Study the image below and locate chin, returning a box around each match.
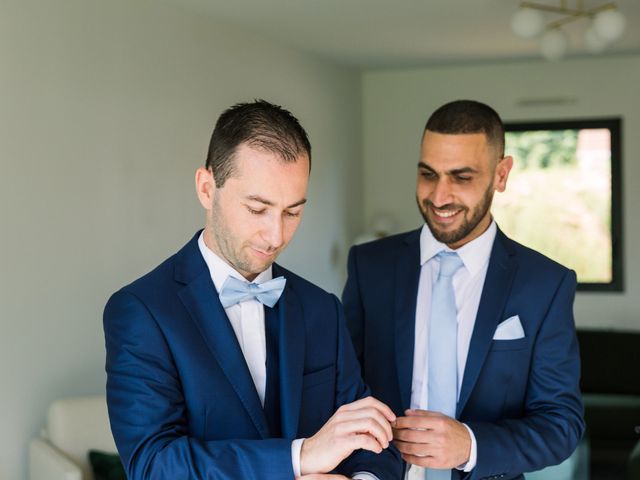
[430,226,465,245]
[252,259,275,274]
[428,219,458,236]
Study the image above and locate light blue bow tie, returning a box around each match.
[219,275,287,308]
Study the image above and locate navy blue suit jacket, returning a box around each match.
[342,227,585,480]
[104,232,402,479]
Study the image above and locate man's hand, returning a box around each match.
[296,475,350,479]
[300,396,396,475]
[392,409,470,469]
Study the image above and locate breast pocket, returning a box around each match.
[302,365,335,389]
[490,337,529,351]
[298,365,336,436]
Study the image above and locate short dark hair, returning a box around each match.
[425,100,505,157]
[205,99,311,187]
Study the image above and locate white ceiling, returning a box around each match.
[165,0,640,68]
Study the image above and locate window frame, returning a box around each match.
[503,117,623,292]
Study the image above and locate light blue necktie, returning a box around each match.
[219,276,286,308]
[427,251,463,480]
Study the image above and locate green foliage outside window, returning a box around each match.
[493,129,612,284]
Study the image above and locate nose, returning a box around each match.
[262,216,284,250]
[430,178,454,207]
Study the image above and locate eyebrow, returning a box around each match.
[245,195,307,209]
[417,162,479,175]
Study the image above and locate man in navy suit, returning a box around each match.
[104,100,402,480]
[342,100,584,480]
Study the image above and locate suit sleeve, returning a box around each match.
[342,246,365,369]
[464,270,585,479]
[329,294,404,480]
[104,290,294,480]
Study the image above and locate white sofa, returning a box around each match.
[29,395,118,480]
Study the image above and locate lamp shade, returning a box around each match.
[511,8,545,39]
[540,29,568,61]
[593,9,626,43]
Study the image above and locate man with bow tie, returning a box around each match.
[103,100,402,480]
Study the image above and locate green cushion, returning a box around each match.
[88,450,127,480]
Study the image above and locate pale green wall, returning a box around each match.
[362,56,640,331]
[0,1,362,478]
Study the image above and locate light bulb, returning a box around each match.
[511,8,545,39]
[593,9,626,43]
[540,29,568,61]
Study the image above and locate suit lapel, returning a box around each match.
[273,264,305,439]
[175,235,270,439]
[394,230,422,409]
[457,229,517,416]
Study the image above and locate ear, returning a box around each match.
[494,155,513,193]
[195,167,216,211]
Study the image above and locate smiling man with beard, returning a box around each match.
[343,100,584,480]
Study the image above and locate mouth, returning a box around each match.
[250,246,277,259]
[430,205,463,222]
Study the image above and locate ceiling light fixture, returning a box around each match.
[511,1,627,61]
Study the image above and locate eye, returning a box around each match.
[454,175,472,183]
[247,206,265,215]
[284,210,301,218]
[420,170,436,180]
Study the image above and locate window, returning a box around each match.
[492,118,623,291]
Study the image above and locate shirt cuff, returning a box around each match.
[290,440,378,479]
[456,423,477,472]
[291,438,305,476]
[352,473,380,480]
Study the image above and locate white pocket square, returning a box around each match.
[493,315,525,340]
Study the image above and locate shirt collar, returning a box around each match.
[197,231,272,294]
[419,220,497,277]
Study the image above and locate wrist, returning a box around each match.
[459,423,477,472]
[299,437,314,475]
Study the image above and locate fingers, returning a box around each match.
[337,404,394,442]
[348,431,387,454]
[331,396,396,449]
[395,438,433,456]
[395,438,445,469]
[299,396,397,475]
[393,426,430,443]
[404,408,440,417]
[333,413,392,450]
[393,413,472,469]
[339,396,396,422]
[296,475,350,479]
[400,453,439,468]
[393,410,445,430]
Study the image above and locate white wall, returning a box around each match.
[0,1,362,478]
[362,55,640,332]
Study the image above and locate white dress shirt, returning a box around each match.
[198,233,377,480]
[198,233,272,403]
[408,221,497,478]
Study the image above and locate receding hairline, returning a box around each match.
[227,140,311,168]
[205,98,312,187]
[209,141,310,184]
